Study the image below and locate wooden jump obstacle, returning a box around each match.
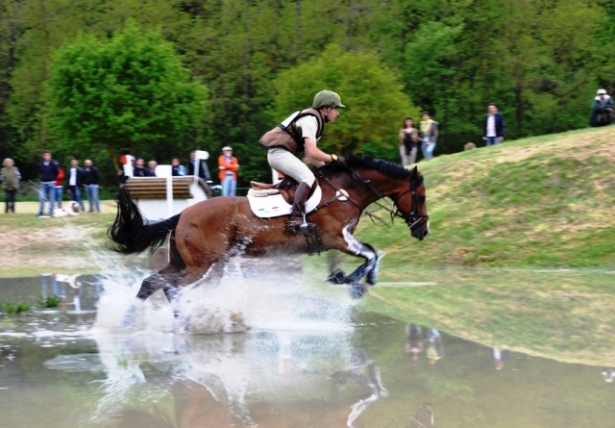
[121,152,211,222]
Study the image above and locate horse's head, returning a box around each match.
[393,166,429,241]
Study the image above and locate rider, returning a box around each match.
[259,90,346,233]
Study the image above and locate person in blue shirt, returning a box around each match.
[38,150,59,217]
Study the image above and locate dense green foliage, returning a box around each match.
[1,0,613,185]
[46,21,208,171]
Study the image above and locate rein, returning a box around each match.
[316,165,428,230]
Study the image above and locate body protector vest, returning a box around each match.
[259,108,325,155]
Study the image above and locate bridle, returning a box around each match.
[391,174,429,232]
[317,165,429,231]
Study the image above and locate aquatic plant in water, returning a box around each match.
[1,301,31,315]
[41,295,61,308]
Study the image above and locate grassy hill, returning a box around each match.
[355,126,615,269]
[329,127,615,366]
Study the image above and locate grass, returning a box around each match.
[0,205,118,277]
[363,268,615,366]
[354,126,615,268]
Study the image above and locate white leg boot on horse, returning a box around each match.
[286,182,314,234]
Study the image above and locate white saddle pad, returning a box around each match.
[247,185,322,218]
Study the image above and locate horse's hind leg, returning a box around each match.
[123,264,182,327]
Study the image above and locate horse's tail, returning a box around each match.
[107,187,181,255]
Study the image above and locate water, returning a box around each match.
[1,270,614,427]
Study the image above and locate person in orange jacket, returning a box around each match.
[218,146,239,196]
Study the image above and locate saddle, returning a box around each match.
[249,176,316,205]
[247,177,322,219]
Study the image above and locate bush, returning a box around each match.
[1,301,31,315]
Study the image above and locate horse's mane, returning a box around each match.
[320,155,414,179]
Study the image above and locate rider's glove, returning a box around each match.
[331,154,347,167]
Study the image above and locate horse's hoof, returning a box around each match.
[326,269,346,284]
[349,283,368,299]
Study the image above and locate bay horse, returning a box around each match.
[108,156,428,309]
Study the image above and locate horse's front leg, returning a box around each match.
[327,226,380,298]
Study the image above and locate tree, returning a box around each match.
[272,44,418,156]
[46,20,208,171]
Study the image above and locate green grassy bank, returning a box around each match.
[355,126,615,269]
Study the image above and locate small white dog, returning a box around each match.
[51,201,81,218]
[40,273,83,289]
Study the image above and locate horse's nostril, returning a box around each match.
[423,230,429,237]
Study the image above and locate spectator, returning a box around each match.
[148,160,157,177]
[218,146,239,196]
[1,158,21,214]
[55,164,65,209]
[171,157,184,176]
[133,158,150,177]
[483,103,505,146]
[590,89,614,127]
[38,150,59,217]
[83,159,101,213]
[187,151,212,182]
[399,116,419,166]
[67,158,85,211]
[419,111,438,161]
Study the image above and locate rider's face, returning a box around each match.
[325,107,340,122]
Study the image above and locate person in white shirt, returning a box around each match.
[483,103,505,146]
[67,158,85,211]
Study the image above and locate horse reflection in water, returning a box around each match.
[92,330,388,428]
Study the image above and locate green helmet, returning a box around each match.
[312,90,346,109]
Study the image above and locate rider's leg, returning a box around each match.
[287,181,312,232]
[267,148,316,233]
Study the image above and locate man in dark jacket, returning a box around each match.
[66,158,85,211]
[171,157,183,176]
[186,151,212,183]
[133,158,151,177]
[590,89,614,127]
[38,150,59,217]
[483,104,505,146]
[83,159,101,213]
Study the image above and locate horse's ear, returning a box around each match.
[412,166,418,176]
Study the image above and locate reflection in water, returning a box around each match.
[3,272,615,427]
[405,323,445,366]
[91,329,386,428]
[493,347,510,371]
[601,368,615,383]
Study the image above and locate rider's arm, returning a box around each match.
[304,138,334,167]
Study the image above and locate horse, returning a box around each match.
[108,155,429,310]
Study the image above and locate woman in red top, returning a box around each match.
[54,164,65,209]
[217,146,239,196]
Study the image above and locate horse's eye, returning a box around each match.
[417,196,426,203]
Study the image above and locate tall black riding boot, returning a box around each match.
[285,182,312,234]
